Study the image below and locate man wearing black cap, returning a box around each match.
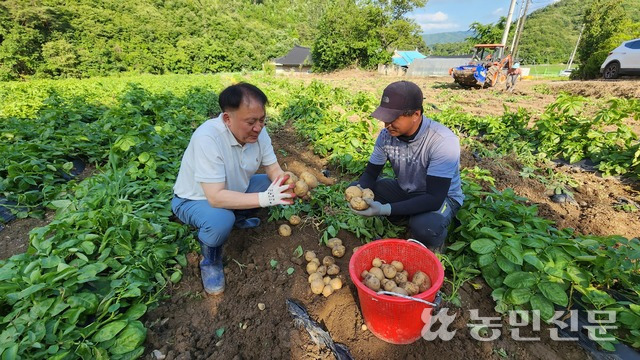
[350,80,464,251]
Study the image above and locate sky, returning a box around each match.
[408,0,561,35]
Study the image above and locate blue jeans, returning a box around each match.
[171,174,271,247]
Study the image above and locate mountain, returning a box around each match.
[422,30,473,46]
[515,0,640,63]
[423,0,640,63]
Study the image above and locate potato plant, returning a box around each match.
[268,182,403,244]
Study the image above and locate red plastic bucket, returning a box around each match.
[348,239,444,344]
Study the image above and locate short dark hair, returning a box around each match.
[401,106,424,117]
[218,83,268,112]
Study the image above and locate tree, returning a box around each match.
[430,41,472,56]
[574,0,630,78]
[312,1,388,71]
[376,0,427,20]
[468,17,507,45]
[39,38,78,78]
[312,0,426,71]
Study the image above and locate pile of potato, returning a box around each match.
[305,251,343,297]
[284,171,318,198]
[278,214,302,237]
[344,186,374,211]
[277,171,318,237]
[361,258,432,296]
[326,237,346,258]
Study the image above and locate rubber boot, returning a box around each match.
[200,244,225,295]
[234,209,261,229]
[234,216,261,229]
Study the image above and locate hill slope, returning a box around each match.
[422,30,473,46]
[517,0,640,63]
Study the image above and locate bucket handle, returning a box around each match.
[376,290,442,310]
[407,238,426,248]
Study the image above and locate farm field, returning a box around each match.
[0,72,639,360]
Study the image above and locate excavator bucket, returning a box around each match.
[451,64,487,88]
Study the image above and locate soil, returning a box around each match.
[0,214,53,259]
[2,73,639,359]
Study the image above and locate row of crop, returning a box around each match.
[0,74,295,216]
[448,168,640,350]
[0,74,381,359]
[273,82,640,350]
[432,94,640,179]
[0,79,233,358]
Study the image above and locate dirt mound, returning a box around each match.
[550,79,640,99]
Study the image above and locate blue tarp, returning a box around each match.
[392,51,426,67]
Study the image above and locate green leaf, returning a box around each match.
[327,225,337,237]
[503,272,538,289]
[68,293,99,313]
[530,294,555,321]
[93,320,128,343]
[50,200,72,210]
[477,254,495,267]
[41,255,62,268]
[470,238,496,254]
[170,270,182,283]
[537,282,568,307]
[491,288,506,301]
[500,246,523,265]
[286,267,295,275]
[521,236,547,248]
[216,327,225,338]
[507,288,532,305]
[597,340,616,352]
[566,266,589,287]
[138,152,150,164]
[124,303,147,321]
[293,246,303,258]
[270,259,278,268]
[115,137,137,152]
[175,254,187,267]
[496,255,518,274]
[109,321,146,355]
[523,253,544,271]
[447,241,467,251]
[121,286,141,298]
[1,344,18,360]
[6,283,47,304]
[479,227,503,240]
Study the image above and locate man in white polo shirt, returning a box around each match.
[172,83,294,295]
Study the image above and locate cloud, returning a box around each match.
[409,11,458,32]
[419,23,459,31]
[492,8,504,15]
[412,11,449,23]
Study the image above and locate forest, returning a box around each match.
[0,0,639,80]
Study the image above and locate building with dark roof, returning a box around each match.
[273,45,313,73]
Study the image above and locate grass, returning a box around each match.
[525,64,572,78]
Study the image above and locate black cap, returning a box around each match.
[371,81,423,123]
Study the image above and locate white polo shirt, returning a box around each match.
[173,115,277,200]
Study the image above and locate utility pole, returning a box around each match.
[566,23,585,70]
[512,0,531,61]
[499,0,518,58]
[510,0,525,52]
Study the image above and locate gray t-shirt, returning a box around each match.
[370,116,464,205]
[173,115,277,200]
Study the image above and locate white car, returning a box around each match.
[600,37,640,79]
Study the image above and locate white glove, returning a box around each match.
[258,176,294,207]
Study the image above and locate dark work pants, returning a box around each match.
[366,178,461,249]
